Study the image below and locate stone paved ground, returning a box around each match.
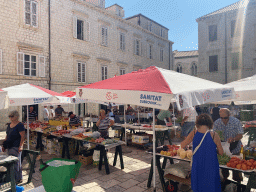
[1,130,256,191]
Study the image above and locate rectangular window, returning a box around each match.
[231,52,239,70]
[24,54,36,76]
[209,25,217,42]
[149,45,153,59]
[25,0,38,27]
[120,68,125,75]
[101,27,108,46]
[209,55,218,72]
[102,66,107,80]
[231,20,236,38]
[120,33,125,51]
[77,63,86,83]
[77,19,84,40]
[134,39,140,55]
[148,21,152,31]
[160,48,164,62]
[160,28,163,37]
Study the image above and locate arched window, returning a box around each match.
[177,64,182,73]
[191,63,197,76]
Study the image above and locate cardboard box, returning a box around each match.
[79,155,93,166]
[132,135,149,144]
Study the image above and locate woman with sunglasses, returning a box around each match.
[2,110,25,184]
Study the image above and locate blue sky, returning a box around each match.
[105,0,238,51]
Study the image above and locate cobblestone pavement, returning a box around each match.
[0,131,255,191]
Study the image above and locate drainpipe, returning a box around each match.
[48,0,52,89]
[224,13,228,83]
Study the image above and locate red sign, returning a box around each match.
[106,92,118,100]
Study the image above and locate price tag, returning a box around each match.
[56,125,62,131]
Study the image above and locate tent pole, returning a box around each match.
[173,102,176,135]
[124,104,127,146]
[153,108,156,190]
[27,105,30,150]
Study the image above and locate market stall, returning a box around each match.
[2,83,65,149]
[147,144,256,192]
[76,66,235,190]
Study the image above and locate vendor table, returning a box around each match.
[0,155,18,192]
[146,152,256,192]
[120,124,176,147]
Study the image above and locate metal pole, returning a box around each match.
[124,105,127,145]
[224,13,228,83]
[153,108,156,190]
[27,105,29,150]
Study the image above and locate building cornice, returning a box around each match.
[96,57,111,63]
[73,52,90,60]
[17,42,44,53]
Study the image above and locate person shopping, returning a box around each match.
[96,109,114,138]
[2,110,25,184]
[156,103,173,125]
[181,114,223,192]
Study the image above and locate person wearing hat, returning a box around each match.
[55,105,67,117]
[68,112,81,127]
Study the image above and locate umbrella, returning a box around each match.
[2,83,63,149]
[76,66,235,190]
[0,89,8,109]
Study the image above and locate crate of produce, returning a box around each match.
[132,135,149,144]
[79,155,93,166]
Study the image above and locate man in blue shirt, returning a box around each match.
[213,108,243,183]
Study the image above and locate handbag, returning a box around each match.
[190,130,209,166]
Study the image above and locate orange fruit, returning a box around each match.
[241,164,247,170]
[247,162,252,166]
[227,163,231,167]
[234,161,239,165]
[231,163,236,168]
[236,164,242,169]
[253,161,256,166]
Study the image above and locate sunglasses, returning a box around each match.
[8,115,14,118]
[221,117,229,119]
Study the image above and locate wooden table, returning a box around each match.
[0,155,18,192]
[147,152,256,192]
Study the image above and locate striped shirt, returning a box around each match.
[98,117,111,131]
[213,116,244,155]
[69,115,81,126]
[29,111,37,121]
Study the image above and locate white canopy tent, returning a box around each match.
[76,66,235,190]
[214,74,256,105]
[2,83,64,149]
[0,89,9,110]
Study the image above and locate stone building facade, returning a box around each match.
[173,50,198,76]
[196,0,256,84]
[0,0,173,128]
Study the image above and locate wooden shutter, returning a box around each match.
[105,28,108,46]
[82,63,86,82]
[39,55,45,77]
[17,52,24,75]
[133,39,136,54]
[73,16,77,39]
[123,34,125,51]
[77,63,81,82]
[101,27,105,45]
[0,49,2,74]
[31,1,38,27]
[140,42,143,56]
[85,21,90,41]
